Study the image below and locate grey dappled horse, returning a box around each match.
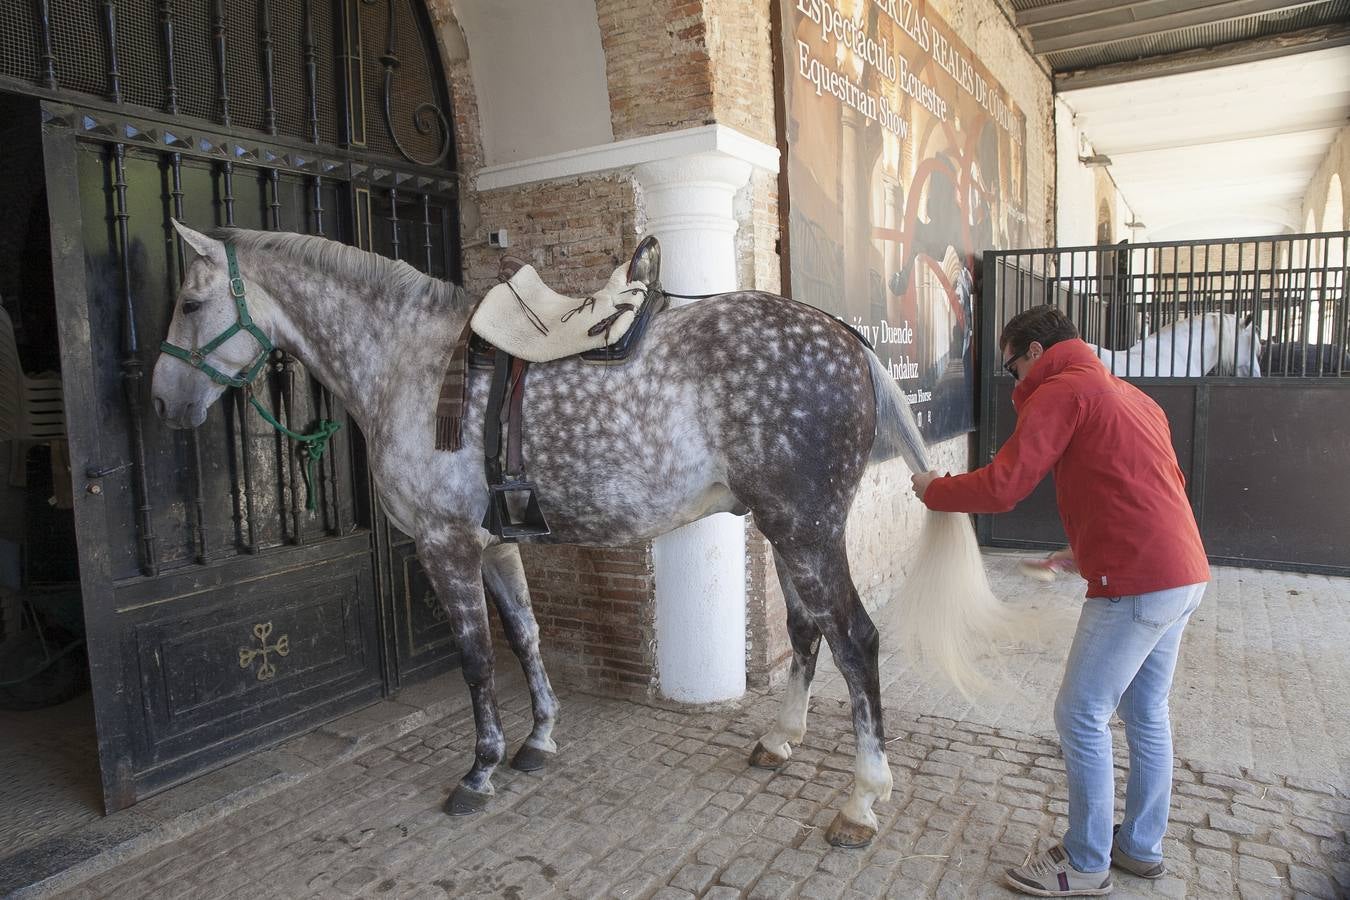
[151,223,1006,848]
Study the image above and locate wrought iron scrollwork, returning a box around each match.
[372,0,450,167]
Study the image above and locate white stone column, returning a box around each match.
[636,152,752,703]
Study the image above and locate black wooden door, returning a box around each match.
[4,0,462,811]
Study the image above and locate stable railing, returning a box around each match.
[985,231,1349,378]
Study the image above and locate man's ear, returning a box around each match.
[1028,339,1045,358]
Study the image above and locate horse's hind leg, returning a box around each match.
[482,543,560,772]
[418,529,504,815]
[750,551,822,768]
[776,539,892,849]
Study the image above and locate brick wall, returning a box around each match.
[515,543,656,693]
[704,0,776,146]
[464,176,638,298]
[596,0,715,140]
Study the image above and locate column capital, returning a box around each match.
[633,151,756,193]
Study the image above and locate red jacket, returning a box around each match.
[924,338,1209,598]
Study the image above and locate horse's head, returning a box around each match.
[1235,313,1262,377]
[151,220,278,429]
[1207,312,1263,377]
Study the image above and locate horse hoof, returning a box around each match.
[825,812,876,849]
[444,784,493,816]
[510,744,553,773]
[748,741,788,769]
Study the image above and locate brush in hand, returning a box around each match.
[1019,554,1075,581]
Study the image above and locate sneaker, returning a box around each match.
[1006,844,1113,896]
[1111,825,1165,879]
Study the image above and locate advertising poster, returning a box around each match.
[782,0,1029,440]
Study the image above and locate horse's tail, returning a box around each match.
[866,347,930,472]
[864,349,1020,697]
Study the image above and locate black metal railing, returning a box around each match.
[0,0,454,174]
[984,231,1350,378]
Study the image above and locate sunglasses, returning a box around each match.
[1003,350,1028,380]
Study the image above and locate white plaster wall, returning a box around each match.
[451,0,614,165]
[1301,125,1350,233]
[1055,97,1099,249]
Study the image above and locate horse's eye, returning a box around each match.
[182,299,202,314]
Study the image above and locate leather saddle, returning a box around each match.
[476,236,666,540]
[582,236,666,363]
[471,265,641,364]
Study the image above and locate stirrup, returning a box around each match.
[482,479,551,540]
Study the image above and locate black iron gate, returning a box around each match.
[978,233,1350,577]
[1,0,462,811]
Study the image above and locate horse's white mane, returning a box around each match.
[213,228,463,308]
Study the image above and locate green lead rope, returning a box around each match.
[248,392,341,511]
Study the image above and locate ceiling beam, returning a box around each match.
[1029,0,1328,55]
[1053,23,1350,90]
[1086,122,1345,155]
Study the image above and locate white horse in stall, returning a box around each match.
[1091,312,1262,377]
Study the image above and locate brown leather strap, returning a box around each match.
[506,357,528,476]
[435,296,488,451]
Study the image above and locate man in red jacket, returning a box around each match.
[911,305,1209,897]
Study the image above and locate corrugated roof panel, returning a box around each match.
[1044,0,1350,72]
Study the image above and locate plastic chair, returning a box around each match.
[0,304,65,486]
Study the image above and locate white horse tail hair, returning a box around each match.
[864,348,1019,697]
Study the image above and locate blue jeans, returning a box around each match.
[1053,582,1206,873]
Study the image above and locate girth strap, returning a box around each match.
[482,353,529,479]
[506,357,528,476]
[483,350,511,480]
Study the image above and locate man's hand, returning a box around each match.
[910,470,940,503]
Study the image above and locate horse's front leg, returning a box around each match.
[482,543,560,772]
[418,529,504,815]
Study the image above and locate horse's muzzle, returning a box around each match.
[153,395,207,430]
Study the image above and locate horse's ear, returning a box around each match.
[1243,313,1254,327]
[171,218,224,265]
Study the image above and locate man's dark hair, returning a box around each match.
[999,305,1079,355]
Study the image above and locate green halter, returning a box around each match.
[160,244,340,510]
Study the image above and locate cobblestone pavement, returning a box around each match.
[850,558,1350,787]
[35,560,1350,899]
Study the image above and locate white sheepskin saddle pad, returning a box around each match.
[470,264,647,363]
